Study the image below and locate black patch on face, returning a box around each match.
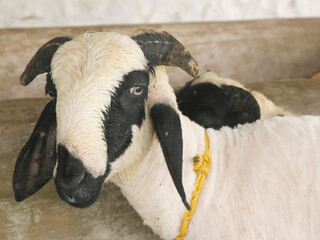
[54,70,149,208]
[103,70,150,170]
[55,145,106,208]
[45,73,57,97]
[176,82,261,129]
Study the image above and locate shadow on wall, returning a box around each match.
[1,0,320,28]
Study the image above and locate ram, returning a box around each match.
[13,31,320,240]
[176,71,290,129]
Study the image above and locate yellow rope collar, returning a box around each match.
[175,132,211,240]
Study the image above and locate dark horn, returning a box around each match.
[20,37,72,86]
[132,31,199,77]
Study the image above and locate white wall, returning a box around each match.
[1,0,320,28]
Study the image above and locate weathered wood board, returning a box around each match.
[1,18,320,100]
[246,78,320,115]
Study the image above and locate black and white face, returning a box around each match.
[50,32,152,208]
[13,30,197,209]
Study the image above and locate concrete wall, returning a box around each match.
[1,0,320,28]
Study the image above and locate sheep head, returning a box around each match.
[13,31,198,209]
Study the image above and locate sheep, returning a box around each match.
[176,71,291,129]
[13,30,320,240]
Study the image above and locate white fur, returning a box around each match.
[112,114,204,239]
[192,71,244,89]
[113,113,320,239]
[250,90,290,117]
[193,71,291,118]
[107,67,320,239]
[49,32,319,239]
[51,32,147,177]
[188,116,320,239]
[110,66,181,182]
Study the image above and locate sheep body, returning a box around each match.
[194,115,320,240]
[113,114,320,239]
[13,31,320,240]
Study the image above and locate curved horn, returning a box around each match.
[20,37,72,86]
[132,31,199,77]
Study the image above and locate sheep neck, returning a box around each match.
[112,114,206,239]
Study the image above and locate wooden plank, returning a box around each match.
[246,78,320,115]
[1,18,320,100]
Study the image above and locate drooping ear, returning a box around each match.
[13,99,57,202]
[150,103,190,210]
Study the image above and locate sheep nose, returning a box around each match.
[55,145,86,190]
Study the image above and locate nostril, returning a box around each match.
[61,189,78,204]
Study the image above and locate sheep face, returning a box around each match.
[50,32,156,207]
[13,31,198,209]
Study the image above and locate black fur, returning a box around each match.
[45,73,57,97]
[150,103,190,210]
[54,70,150,208]
[13,99,57,201]
[55,145,106,208]
[104,71,149,164]
[176,82,261,129]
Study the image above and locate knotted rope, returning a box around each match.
[175,132,211,240]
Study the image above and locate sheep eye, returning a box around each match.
[129,86,144,96]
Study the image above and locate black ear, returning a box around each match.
[176,83,261,129]
[13,99,57,202]
[223,85,261,127]
[150,103,190,210]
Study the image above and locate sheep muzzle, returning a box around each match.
[54,145,106,208]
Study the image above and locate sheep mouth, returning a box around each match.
[55,171,106,208]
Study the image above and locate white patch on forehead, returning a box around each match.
[51,32,147,177]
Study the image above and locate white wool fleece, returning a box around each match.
[113,115,320,240]
[187,116,320,240]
